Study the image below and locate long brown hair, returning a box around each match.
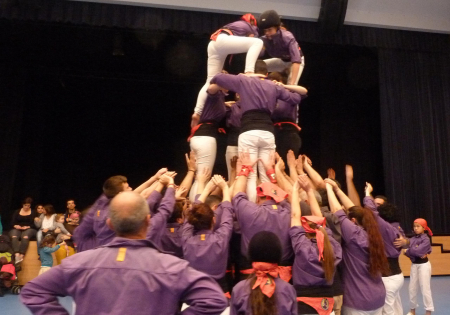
[307,222,335,283]
[249,274,278,315]
[348,206,390,277]
[187,203,214,230]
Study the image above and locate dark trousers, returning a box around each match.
[9,228,37,254]
[274,128,302,167]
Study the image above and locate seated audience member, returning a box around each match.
[181,175,233,295]
[325,179,389,315]
[231,231,297,315]
[64,199,78,223]
[9,197,37,264]
[35,204,57,250]
[20,191,228,314]
[54,214,72,244]
[290,175,342,315]
[35,205,44,216]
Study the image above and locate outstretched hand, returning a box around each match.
[185,151,196,172]
[345,165,354,179]
[155,168,168,178]
[394,234,407,248]
[212,175,227,190]
[175,186,188,200]
[324,178,339,191]
[365,182,374,195]
[327,168,336,180]
[275,152,286,172]
[196,167,212,183]
[287,150,296,167]
[298,174,311,191]
[239,149,257,167]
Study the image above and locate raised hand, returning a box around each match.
[175,186,188,200]
[287,150,296,168]
[230,156,238,170]
[298,174,311,191]
[275,153,286,172]
[324,178,339,191]
[365,182,374,195]
[155,168,168,178]
[239,149,257,167]
[212,175,227,190]
[345,165,354,180]
[185,151,196,172]
[158,174,173,186]
[196,167,212,183]
[296,155,304,174]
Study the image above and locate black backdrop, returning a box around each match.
[0,1,449,233]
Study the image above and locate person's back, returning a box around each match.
[21,237,227,314]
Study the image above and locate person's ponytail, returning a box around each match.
[249,274,278,315]
[318,226,335,283]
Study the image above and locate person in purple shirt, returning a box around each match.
[20,191,227,315]
[231,231,297,315]
[290,175,342,315]
[325,179,389,315]
[211,60,301,201]
[231,151,293,279]
[189,83,227,201]
[364,183,405,315]
[74,170,169,252]
[269,71,307,169]
[259,10,305,85]
[181,175,233,295]
[193,14,263,125]
[395,218,434,315]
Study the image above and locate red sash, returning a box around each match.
[210,29,233,41]
[187,124,226,142]
[297,297,334,315]
[240,265,292,282]
[274,121,301,131]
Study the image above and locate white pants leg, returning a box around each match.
[264,56,305,85]
[189,136,217,201]
[418,262,434,311]
[225,145,239,181]
[409,264,420,310]
[381,273,404,315]
[392,293,403,315]
[342,306,382,315]
[194,34,263,114]
[238,130,275,202]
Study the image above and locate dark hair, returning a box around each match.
[35,204,44,211]
[205,195,222,209]
[43,204,55,216]
[255,60,268,75]
[103,175,128,198]
[374,195,388,203]
[187,203,214,230]
[268,71,287,84]
[348,206,390,277]
[40,234,56,248]
[317,188,328,207]
[168,202,183,223]
[66,199,75,204]
[22,197,33,205]
[307,223,335,283]
[248,231,281,315]
[377,203,399,223]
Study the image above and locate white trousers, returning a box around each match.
[342,306,382,315]
[409,262,434,311]
[189,136,217,202]
[381,273,404,315]
[238,130,276,202]
[264,55,305,85]
[225,145,239,182]
[194,34,263,115]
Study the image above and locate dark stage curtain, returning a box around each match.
[379,49,450,234]
[0,0,448,53]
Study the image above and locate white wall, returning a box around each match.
[71,0,450,34]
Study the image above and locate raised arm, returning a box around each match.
[324,178,355,210]
[274,80,307,95]
[178,151,196,198]
[325,181,342,214]
[299,176,322,218]
[232,150,257,197]
[197,177,217,204]
[134,168,168,194]
[287,150,299,182]
[345,164,362,207]
[212,175,230,203]
[302,155,325,189]
[291,177,302,227]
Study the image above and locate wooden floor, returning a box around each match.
[399,235,450,276]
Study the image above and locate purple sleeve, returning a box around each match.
[146,187,175,241]
[288,37,302,63]
[408,237,432,257]
[335,209,361,243]
[215,204,233,242]
[73,197,101,250]
[276,85,301,105]
[232,193,258,225]
[211,73,242,93]
[363,196,377,212]
[20,265,69,315]
[289,226,308,253]
[146,190,163,215]
[179,267,228,315]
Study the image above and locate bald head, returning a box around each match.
[108,191,150,237]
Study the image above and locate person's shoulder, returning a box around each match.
[233,278,251,296]
[281,29,296,40]
[274,277,296,293]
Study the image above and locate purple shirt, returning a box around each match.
[231,277,298,315]
[181,205,233,280]
[335,209,385,311]
[146,190,163,215]
[222,20,258,37]
[261,29,302,63]
[146,187,176,245]
[20,238,228,315]
[364,196,402,259]
[199,91,227,123]
[73,194,113,252]
[391,222,406,237]
[271,99,298,122]
[226,101,242,128]
[232,193,293,265]
[289,226,342,287]
[211,74,301,115]
[160,222,183,258]
[405,233,432,263]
